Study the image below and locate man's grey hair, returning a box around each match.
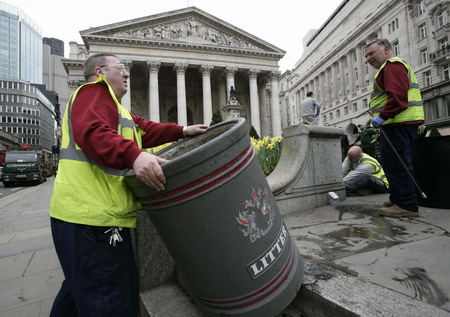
[364,39,392,50]
[83,53,118,80]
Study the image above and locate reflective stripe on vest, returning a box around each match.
[50,76,142,228]
[359,153,389,188]
[369,57,424,125]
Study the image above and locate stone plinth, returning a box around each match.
[222,99,243,121]
[267,124,346,215]
[136,212,200,316]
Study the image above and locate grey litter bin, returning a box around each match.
[125,118,303,317]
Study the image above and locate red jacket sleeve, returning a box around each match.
[131,114,184,148]
[376,62,409,120]
[71,84,183,170]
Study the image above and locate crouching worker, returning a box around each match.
[342,146,389,196]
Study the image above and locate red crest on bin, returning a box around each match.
[236,186,275,243]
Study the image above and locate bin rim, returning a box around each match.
[124,118,248,178]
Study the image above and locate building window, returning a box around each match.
[337,109,341,118]
[421,48,428,64]
[418,0,426,15]
[388,19,399,33]
[437,10,448,28]
[438,36,448,50]
[354,67,359,80]
[424,71,432,87]
[419,23,427,40]
[427,100,440,120]
[363,99,368,108]
[353,103,358,112]
[344,106,349,115]
[443,63,450,80]
[330,112,334,120]
[444,94,450,117]
[393,40,400,55]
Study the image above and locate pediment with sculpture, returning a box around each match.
[80,7,284,54]
[112,17,262,51]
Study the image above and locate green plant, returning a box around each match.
[249,126,260,139]
[250,136,283,175]
[210,109,223,126]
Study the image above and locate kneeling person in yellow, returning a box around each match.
[342,146,389,196]
[49,53,207,316]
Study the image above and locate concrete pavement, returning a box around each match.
[285,193,450,316]
[0,178,62,317]
[0,178,449,316]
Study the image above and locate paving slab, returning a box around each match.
[0,268,64,314]
[284,193,450,315]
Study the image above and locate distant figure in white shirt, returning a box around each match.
[300,91,321,125]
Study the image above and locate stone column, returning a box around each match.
[339,57,346,97]
[331,63,338,101]
[248,69,261,136]
[356,45,365,89]
[218,77,227,110]
[225,67,238,99]
[319,73,325,105]
[324,69,330,105]
[314,77,320,102]
[270,71,282,137]
[174,63,188,126]
[147,61,161,122]
[200,65,214,125]
[122,60,133,110]
[258,78,269,137]
[348,51,355,95]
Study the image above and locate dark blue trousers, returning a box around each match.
[50,218,139,317]
[380,125,419,212]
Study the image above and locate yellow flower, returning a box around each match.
[145,142,173,154]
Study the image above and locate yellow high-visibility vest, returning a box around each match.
[50,76,142,228]
[359,153,389,188]
[370,57,424,124]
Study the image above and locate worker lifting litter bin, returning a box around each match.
[125,118,304,317]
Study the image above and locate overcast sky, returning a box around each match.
[7,0,343,71]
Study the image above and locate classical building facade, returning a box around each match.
[279,0,450,140]
[63,7,285,137]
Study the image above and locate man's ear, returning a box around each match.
[94,66,104,77]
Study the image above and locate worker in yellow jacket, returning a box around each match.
[49,53,207,316]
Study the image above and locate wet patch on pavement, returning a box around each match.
[336,204,381,221]
[288,204,443,261]
[393,267,449,306]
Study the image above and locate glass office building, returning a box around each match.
[0,1,42,84]
[0,2,55,150]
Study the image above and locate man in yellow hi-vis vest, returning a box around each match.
[364,39,424,218]
[49,53,207,316]
[342,146,388,196]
